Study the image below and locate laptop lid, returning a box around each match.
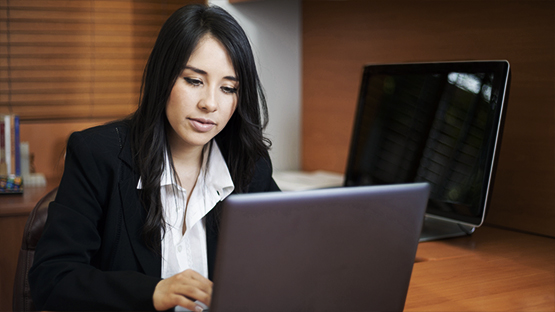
[211,183,430,312]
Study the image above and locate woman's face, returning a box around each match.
[166,35,238,153]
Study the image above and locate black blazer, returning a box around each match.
[29,121,279,311]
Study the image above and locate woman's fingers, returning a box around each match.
[153,269,213,311]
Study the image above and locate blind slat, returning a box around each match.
[1,82,141,93]
[4,45,152,56]
[3,69,143,79]
[5,57,146,67]
[6,21,159,33]
[7,91,138,102]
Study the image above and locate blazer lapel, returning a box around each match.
[117,125,161,278]
[119,176,161,277]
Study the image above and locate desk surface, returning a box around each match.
[0,179,59,216]
[406,226,555,311]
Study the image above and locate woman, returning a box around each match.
[29,4,279,311]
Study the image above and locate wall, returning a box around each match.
[302,0,555,237]
[209,0,302,171]
[19,120,109,180]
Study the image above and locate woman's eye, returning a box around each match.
[184,77,202,86]
[221,86,238,94]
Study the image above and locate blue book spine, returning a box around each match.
[14,115,21,176]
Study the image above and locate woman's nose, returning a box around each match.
[198,88,218,112]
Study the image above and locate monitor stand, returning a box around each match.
[419,217,475,242]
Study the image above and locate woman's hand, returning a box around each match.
[153,269,213,311]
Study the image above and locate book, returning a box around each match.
[14,115,20,176]
[4,115,11,175]
[0,114,23,193]
[0,117,5,176]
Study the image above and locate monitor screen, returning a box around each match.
[345,61,510,226]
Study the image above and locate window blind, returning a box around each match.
[0,0,203,121]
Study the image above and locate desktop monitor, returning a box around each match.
[344,60,511,241]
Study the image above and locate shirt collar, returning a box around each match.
[159,152,173,187]
[137,141,234,200]
[203,141,235,200]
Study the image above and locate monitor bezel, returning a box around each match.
[344,60,511,227]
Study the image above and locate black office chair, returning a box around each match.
[13,187,58,312]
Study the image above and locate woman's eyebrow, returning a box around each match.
[184,65,207,75]
[224,75,238,82]
[184,65,238,82]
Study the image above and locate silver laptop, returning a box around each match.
[210,183,429,312]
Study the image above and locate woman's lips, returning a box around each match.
[189,117,216,132]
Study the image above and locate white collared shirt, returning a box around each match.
[137,141,234,281]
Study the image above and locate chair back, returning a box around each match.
[13,187,58,312]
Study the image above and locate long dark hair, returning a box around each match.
[128,4,270,250]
